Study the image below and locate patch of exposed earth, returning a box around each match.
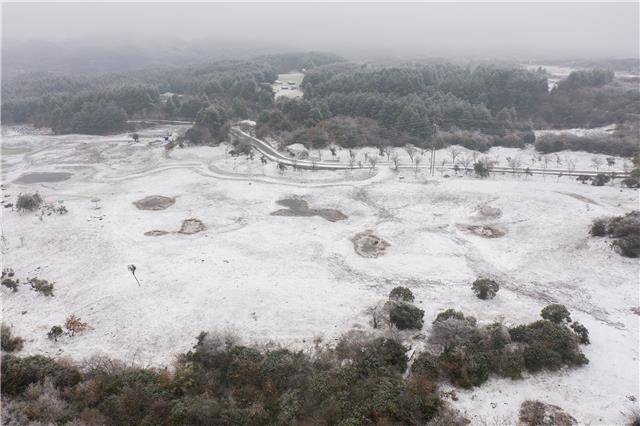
[270,197,348,222]
[133,195,176,211]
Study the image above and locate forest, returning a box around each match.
[2,52,638,156]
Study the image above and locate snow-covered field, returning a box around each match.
[1,125,638,424]
[273,72,304,99]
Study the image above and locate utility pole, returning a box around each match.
[429,123,439,176]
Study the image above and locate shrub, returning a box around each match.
[430,316,480,351]
[389,302,424,330]
[473,161,490,178]
[518,400,577,426]
[570,321,590,344]
[1,324,25,352]
[438,347,491,388]
[388,286,414,302]
[471,278,499,300]
[354,337,409,374]
[64,315,88,336]
[47,326,64,342]
[28,278,54,296]
[410,351,440,379]
[591,173,611,186]
[2,277,19,292]
[540,304,572,323]
[16,193,43,212]
[576,175,591,184]
[509,320,588,372]
[1,355,81,396]
[621,177,640,188]
[434,309,474,324]
[590,219,608,237]
[606,211,640,238]
[612,233,640,258]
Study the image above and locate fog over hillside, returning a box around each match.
[2,2,639,74]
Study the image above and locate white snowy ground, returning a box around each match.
[272,72,304,99]
[1,125,638,424]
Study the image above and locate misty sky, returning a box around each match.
[3,2,639,59]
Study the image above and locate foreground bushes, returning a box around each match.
[2,332,443,425]
[1,303,591,423]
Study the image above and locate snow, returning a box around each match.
[273,72,304,99]
[1,125,638,424]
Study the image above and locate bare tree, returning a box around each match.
[404,143,417,164]
[329,145,337,160]
[507,156,521,175]
[606,157,616,168]
[390,152,400,171]
[348,150,356,170]
[439,158,448,176]
[414,155,422,173]
[383,146,393,161]
[555,154,563,167]
[591,156,604,171]
[541,155,551,179]
[460,154,473,174]
[367,155,378,174]
[448,146,461,166]
[566,158,576,174]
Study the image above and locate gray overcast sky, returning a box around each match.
[3,2,639,59]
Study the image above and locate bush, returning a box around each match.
[621,177,640,188]
[612,233,640,258]
[590,219,608,237]
[591,173,611,186]
[576,175,591,184]
[471,278,499,300]
[430,315,479,351]
[388,286,414,302]
[64,315,89,336]
[47,326,64,342]
[509,320,588,372]
[570,321,590,344]
[28,278,54,296]
[389,302,424,330]
[410,351,440,379]
[16,193,43,212]
[2,277,19,292]
[354,337,409,374]
[540,304,572,323]
[473,161,490,178]
[518,400,577,426]
[434,309,473,324]
[438,347,491,389]
[1,324,25,352]
[1,355,81,396]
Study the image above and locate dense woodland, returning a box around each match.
[2,52,639,156]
